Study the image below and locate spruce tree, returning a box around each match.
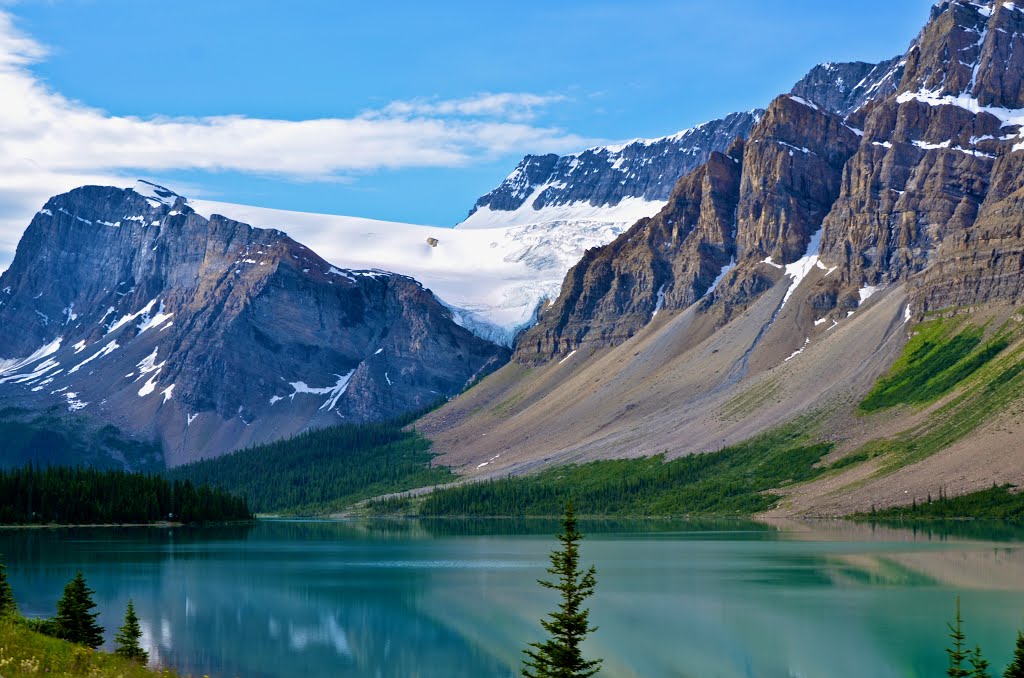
[971,645,992,678]
[0,560,16,617]
[54,571,104,648]
[114,599,148,663]
[1005,631,1024,678]
[522,502,602,678]
[948,597,970,678]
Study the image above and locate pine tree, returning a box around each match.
[948,596,971,678]
[971,645,992,678]
[522,503,603,678]
[1005,631,1024,678]
[0,560,16,617]
[114,599,148,664]
[54,571,104,648]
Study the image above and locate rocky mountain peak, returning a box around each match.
[0,183,509,466]
[790,58,906,118]
[901,0,1024,108]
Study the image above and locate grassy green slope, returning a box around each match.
[0,618,179,677]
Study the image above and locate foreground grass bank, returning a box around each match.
[0,618,178,677]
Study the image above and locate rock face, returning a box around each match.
[514,0,1024,365]
[790,58,905,117]
[517,94,860,362]
[465,111,762,220]
[0,182,509,466]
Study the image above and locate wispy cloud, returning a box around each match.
[374,93,569,122]
[0,11,599,271]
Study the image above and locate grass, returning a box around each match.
[859,318,1009,412]
[369,424,834,517]
[0,617,179,677]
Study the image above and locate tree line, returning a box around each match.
[0,465,251,524]
[167,418,453,514]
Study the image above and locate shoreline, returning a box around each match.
[0,519,255,530]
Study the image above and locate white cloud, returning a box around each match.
[375,92,569,122]
[0,11,600,272]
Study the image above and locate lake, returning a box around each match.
[3,518,1024,677]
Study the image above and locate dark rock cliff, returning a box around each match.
[0,183,509,465]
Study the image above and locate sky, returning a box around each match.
[0,0,935,270]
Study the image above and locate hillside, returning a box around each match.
[416,0,1024,515]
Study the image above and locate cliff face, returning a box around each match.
[0,182,509,465]
[516,94,860,362]
[514,0,1024,365]
[464,111,761,222]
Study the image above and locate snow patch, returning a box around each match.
[858,285,882,304]
[779,229,826,310]
[107,299,158,335]
[784,338,811,363]
[557,350,578,365]
[651,285,667,318]
[0,338,62,378]
[68,340,119,375]
[161,384,175,403]
[64,392,87,411]
[277,370,358,411]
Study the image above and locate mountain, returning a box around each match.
[461,111,762,228]
[0,182,508,466]
[418,0,1024,515]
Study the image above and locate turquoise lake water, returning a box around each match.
[3,519,1024,677]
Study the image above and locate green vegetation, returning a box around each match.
[0,408,163,472]
[114,600,148,664]
[0,617,179,677]
[860,319,1009,412]
[863,484,1024,520]
[522,503,602,678]
[835,319,1024,477]
[54,571,104,649]
[1006,632,1024,678]
[168,417,455,514]
[0,561,16,617]
[0,465,251,524]
[373,427,833,517]
[0,566,176,676]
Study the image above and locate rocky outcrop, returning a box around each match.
[790,58,905,117]
[0,182,509,465]
[465,111,761,219]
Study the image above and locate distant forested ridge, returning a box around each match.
[0,465,251,524]
[167,416,454,514]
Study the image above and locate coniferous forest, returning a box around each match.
[0,465,251,524]
[167,416,454,514]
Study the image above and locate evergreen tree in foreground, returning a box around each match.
[971,645,992,678]
[114,599,148,664]
[0,560,16,617]
[1006,631,1024,678]
[948,597,970,678]
[522,502,602,678]
[54,571,104,648]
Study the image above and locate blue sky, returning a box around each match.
[1,0,933,235]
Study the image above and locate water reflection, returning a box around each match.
[1,519,1023,677]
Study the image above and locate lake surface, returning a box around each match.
[3,519,1024,677]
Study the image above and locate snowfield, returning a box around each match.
[189,198,664,345]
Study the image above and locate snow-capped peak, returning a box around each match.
[132,180,182,208]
